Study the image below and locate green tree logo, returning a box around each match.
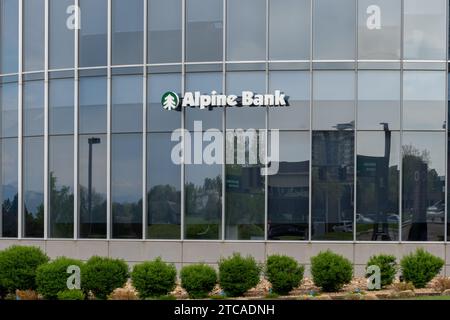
[161,91,179,110]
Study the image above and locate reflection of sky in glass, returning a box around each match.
[79,76,107,134]
[357,132,399,167]
[402,132,446,176]
[112,134,142,203]
[1,138,18,189]
[0,0,18,73]
[79,135,107,195]
[49,136,73,191]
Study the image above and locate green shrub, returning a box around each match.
[365,254,397,289]
[131,258,177,299]
[0,245,49,293]
[36,257,83,299]
[57,289,85,300]
[180,264,217,298]
[310,250,353,292]
[218,253,261,297]
[81,256,129,300]
[265,255,304,295]
[400,248,444,288]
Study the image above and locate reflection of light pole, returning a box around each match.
[88,137,101,234]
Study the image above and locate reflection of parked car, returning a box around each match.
[387,214,400,224]
[332,221,353,233]
[356,214,374,224]
[427,201,445,222]
[268,225,306,239]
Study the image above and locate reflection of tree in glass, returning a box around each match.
[147,184,181,239]
[185,176,221,239]
[1,194,18,237]
[79,186,106,238]
[402,144,443,241]
[49,173,73,238]
[24,203,44,238]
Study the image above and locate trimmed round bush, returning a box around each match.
[0,245,49,293]
[131,258,177,299]
[366,254,397,289]
[218,253,261,297]
[57,289,85,300]
[180,264,217,298]
[310,250,353,292]
[265,255,304,295]
[36,257,84,299]
[400,248,444,288]
[81,256,129,300]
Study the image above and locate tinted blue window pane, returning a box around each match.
[186,0,223,62]
[227,0,266,61]
[24,0,45,71]
[112,0,143,65]
[49,78,74,135]
[79,76,107,134]
[112,134,142,239]
[79,0,107,67]
[147,133,181,239]
[49,0,74,69]
[49,136,74,238]
[312,131,354,240]
[24,137,44,238]
[1,138,18,237]
[148,0,182,63]
[0,82,18,138]
[0,0,19,74]
[147,73,181,132]
[79,134,107,238]
[23,81,44,137]
[112,75,143,133]
[268,132,310,240]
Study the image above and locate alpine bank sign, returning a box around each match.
[161,90,289,111]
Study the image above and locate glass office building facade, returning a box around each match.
[1,0,450,268]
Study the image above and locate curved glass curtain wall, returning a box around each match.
[0,0,448,242]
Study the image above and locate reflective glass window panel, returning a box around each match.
[79,0,107,67]
[403,71,446,130]
[185,72,222,131]
[404,0,446,60]
[358,71,400,130]
[226,72,266,130]
[358,0,401,60]
[49,78,74,135]
[186,0,223,62]
[79,76,107,134]
[185,131,222,240]
[147,73,181,132]
[0,138,18,237]
[49,0,74,69]
[312,131,354,240]
[402,132,445,241]
[49,136,74,238]
[269,71,310,130]
[23,80,44,137]
[147,133,181,239]
[112,134,143,239]
[225,130,265,240]
[0,82,18,138]
[268,132,309,240]
[313,0,356,60]
[313,71,355,130]
[227,0,266,61]
[79,134,107,238]
[24,0,45,72]
[112,0,143,65]
[269,0,310,60]
[356,131,399,241]
[112,75,143,133]
[23,136,44,238]
[0,0,18,74]
[148,0,182,64]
